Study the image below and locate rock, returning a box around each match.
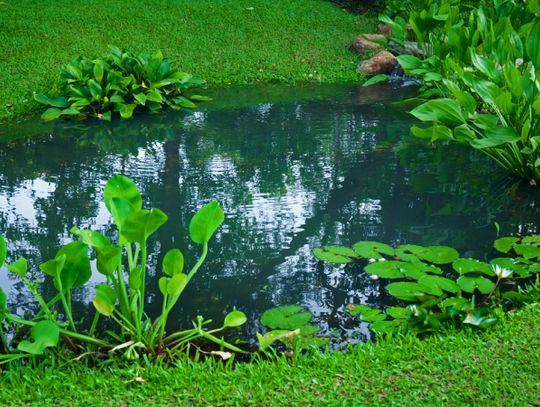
[389,41,425,57]
[357,51,398,76]
[351,33,386,55]
[378,23,392,36]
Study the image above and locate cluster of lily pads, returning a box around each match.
[314,237,540,335]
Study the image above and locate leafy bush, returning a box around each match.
[378,0,540,183]
[0,175,245,363]
[34,46,211,122]
[314,236,540,336]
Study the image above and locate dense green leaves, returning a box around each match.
[17,321,60,355]
[34,46,210,121]
[260,305,312,330]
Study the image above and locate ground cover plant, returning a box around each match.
[0,0,376,122]
[0,305,538,405]
[34,46,211,121]
[378,0,540,183]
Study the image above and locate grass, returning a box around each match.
[0,305,538,405]
[0,0,375,121]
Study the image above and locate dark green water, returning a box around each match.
[0,83,539,339]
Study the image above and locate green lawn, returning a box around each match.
[0,0,374,121]
[0,305,538,405]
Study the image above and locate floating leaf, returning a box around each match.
[223,310,247,328]
[418,275,460,294]
[352,241,394,259]
[457,275,495,294]
[260,305,312,330]
[313,248,352,264]
[452,258,494,276]
[493,237,519,253]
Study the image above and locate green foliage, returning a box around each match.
[380,0,540,183]
[316,235,540,336]
[0,175,247,362]
[33,46,210,121]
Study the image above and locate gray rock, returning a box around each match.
[351,34,386,55]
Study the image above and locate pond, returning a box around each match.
[0,83,539,341]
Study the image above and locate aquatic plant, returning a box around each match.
[0,175,246,363]
[314,236,540,336]
[34,45,211,121]
[378,0,540,182]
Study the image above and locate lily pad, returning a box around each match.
[452,258,494,276]
[260,305,312,330]
[493,236,519,253]
[457,275,495,294]
[352,241,394,259]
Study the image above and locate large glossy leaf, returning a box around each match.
[527,21,540,69]
[418,275,460,294]
[96,245,121,276]
[103,175,142,220]
[70,227,110,248]
[493,237,519,253]
[364,261,410,279]
[55,241,92,289]
[6,258,27,278]
[17,321,60,355]
[166,273,188,296]
[260,305,312,330]
[386,282,429,301]
[120,208,168,244]
[470,127,520,149]
[163,249,184,276]
[189,201,224,245]
[410,99,465,125]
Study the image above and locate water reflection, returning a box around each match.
[0,83,539,339]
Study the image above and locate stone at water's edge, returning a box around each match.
[378,23,393,37]
[351,34,386,55]
[356,51,398,76]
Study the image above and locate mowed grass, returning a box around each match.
[0,305,538,406]
[0,0,374,121]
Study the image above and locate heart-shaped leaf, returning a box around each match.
[17,321,60,355]
[260,305,312,330]
[189,201,224,245]
[163,249,184,276]
[223,310,247,328]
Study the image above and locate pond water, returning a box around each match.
[0,83,539,341]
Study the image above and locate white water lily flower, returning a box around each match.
[368,258,377,263]
[493,264,512,279]
[369,274,379,281]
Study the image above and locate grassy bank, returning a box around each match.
[0,0,374,121]
[0,305,538,405]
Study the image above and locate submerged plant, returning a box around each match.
[314,235,540,336]
[0,175,246,363]
[34,45,212,122]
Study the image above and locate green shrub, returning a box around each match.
[34,45,211,122]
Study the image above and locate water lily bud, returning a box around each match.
[369,274,379,281]
[368,258,376,263]
[378,258,386,262]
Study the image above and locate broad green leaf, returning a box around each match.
[70,227,110,247]
[41,108,62,121]
[88,79,103,99]
[223,310,247,328]
[370,320,400,335]
[256,329,297,351]
[457,275,495,294]
[422,246,459,264]
[493,237,519,253]
[418,275,460,294]
[452,258,494,276]
[146,89,163,103]
[0,287,7,315]
[103,175,142,224]
[93,295,114,316]
[55,241,91,289]
[364,261,408,279]
[128,266,143,291]
[134,92,147,106]
[95,284,117,305]
[463,310,497,328]
[121,208,168,244]
[167,273,188,296]
[189,201,224,245]
[411,124,453,142]
[17,321,60,355]
[93,61,104,83]
[352,241,394,259]
[386,282,429,301]
[410,99,465,125]
[260,305,312,330]
[158,277,168,296]
[39,255,66,278]
[6,258,27,278]
[119,103,136,119]
[363,74,389,87]
[174,96,197,108]
[470,127,520,149]
[163,249,184,276]
[96,245,121,276]
[386,307,412,319]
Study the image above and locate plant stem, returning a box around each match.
[55,277,77,333]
